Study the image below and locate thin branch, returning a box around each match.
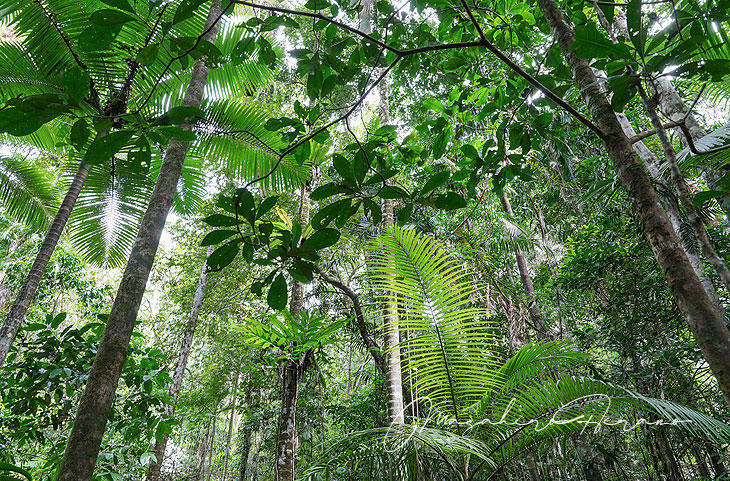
[314,265,387,375]
[457,0,606,139]
[235,0,398,54]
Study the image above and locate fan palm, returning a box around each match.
[302,226,730,480]
[0,0,309,365]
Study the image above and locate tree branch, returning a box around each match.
[314,265,387,375]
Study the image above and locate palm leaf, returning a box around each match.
[368,226,499,420]
[0,156,59,231]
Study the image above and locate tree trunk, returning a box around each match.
[650,75,730,220]
[146,246,213,481]
[358,0,405,425]
[276,359,299,481]
[525,451,541,481]
[694,446,712,480]
[198,418,213,481]
[535,0,730,408]
[638,86,730,293]
[275,181,312,481]
[55,3,222,479]
[707,442,727,480]
[238,426,253,481]
[207,416,217,481]
[223,369,241,480]
[0,160,90,366]
[499,190,550,341]
[655,429,684,481]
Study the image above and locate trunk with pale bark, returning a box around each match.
[535,0,730,408]
[0,161,90,366]
[146,246,213,481]
[223,370,241,479]
[55,4,222,479]
[650,76,730,220]
[638,87,730,293]
[499,190,550,341]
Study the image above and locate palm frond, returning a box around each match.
[676,121,730,170]
[194,98,311,190]
[0,156,59,231]
[368,226,499,420]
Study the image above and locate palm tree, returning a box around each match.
[301,226,730,480]
[0,0,304,366]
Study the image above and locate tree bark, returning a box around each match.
[275,181,313,481]
[694,446,712,480]
[707,442,727,480]
[55,3,222,479]
[535,0,730,408]
[238,425,253,481]
[0,160,90,366]
[223,369,241,480]
[499,190,550,341]
[207,416,217,481]
[650,75,730,220]
[378,57,405,427]
[146,246,213,481]
[638,86,730,293]
[198,418,213,481]
[655,429,684,481]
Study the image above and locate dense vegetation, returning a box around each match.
[0,0,729,479]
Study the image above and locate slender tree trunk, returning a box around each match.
[198,418,213,480]
[694,446,712,480]
[207,416,217,481]
[276,359,299,481]
[535,0,730,408]
[275,181,313,481]
[223,369,241,480]
[499,190,550,341]
[601,13,720,306]
[655,429,684,481]
[378,60,405,427]
[358,0,404,425]
[707,442,727,480]
[638,86,730,292]
[146,246,213,481]
[0,161,90,366]
[650,75,730,220]
[525,451,541,481]
[55,4,222,479]
[238,426,253,481]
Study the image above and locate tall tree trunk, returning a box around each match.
[55,4,223,479]
[275,182,312,481]
[694,446,712,480]
[650,75,730,220]
[638,86,730,292]
[198,418,213,481]
[534,0,730,408]
[146,246,213,481]
[655,429,684,481]
[223,369,241,480]
[378,57,405,427]
[707,442,727,480]
[359,0,404,425]
[207,416,217,481]
[499,190,550,341]
[0,160,90,366]
[238,426,253,481]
